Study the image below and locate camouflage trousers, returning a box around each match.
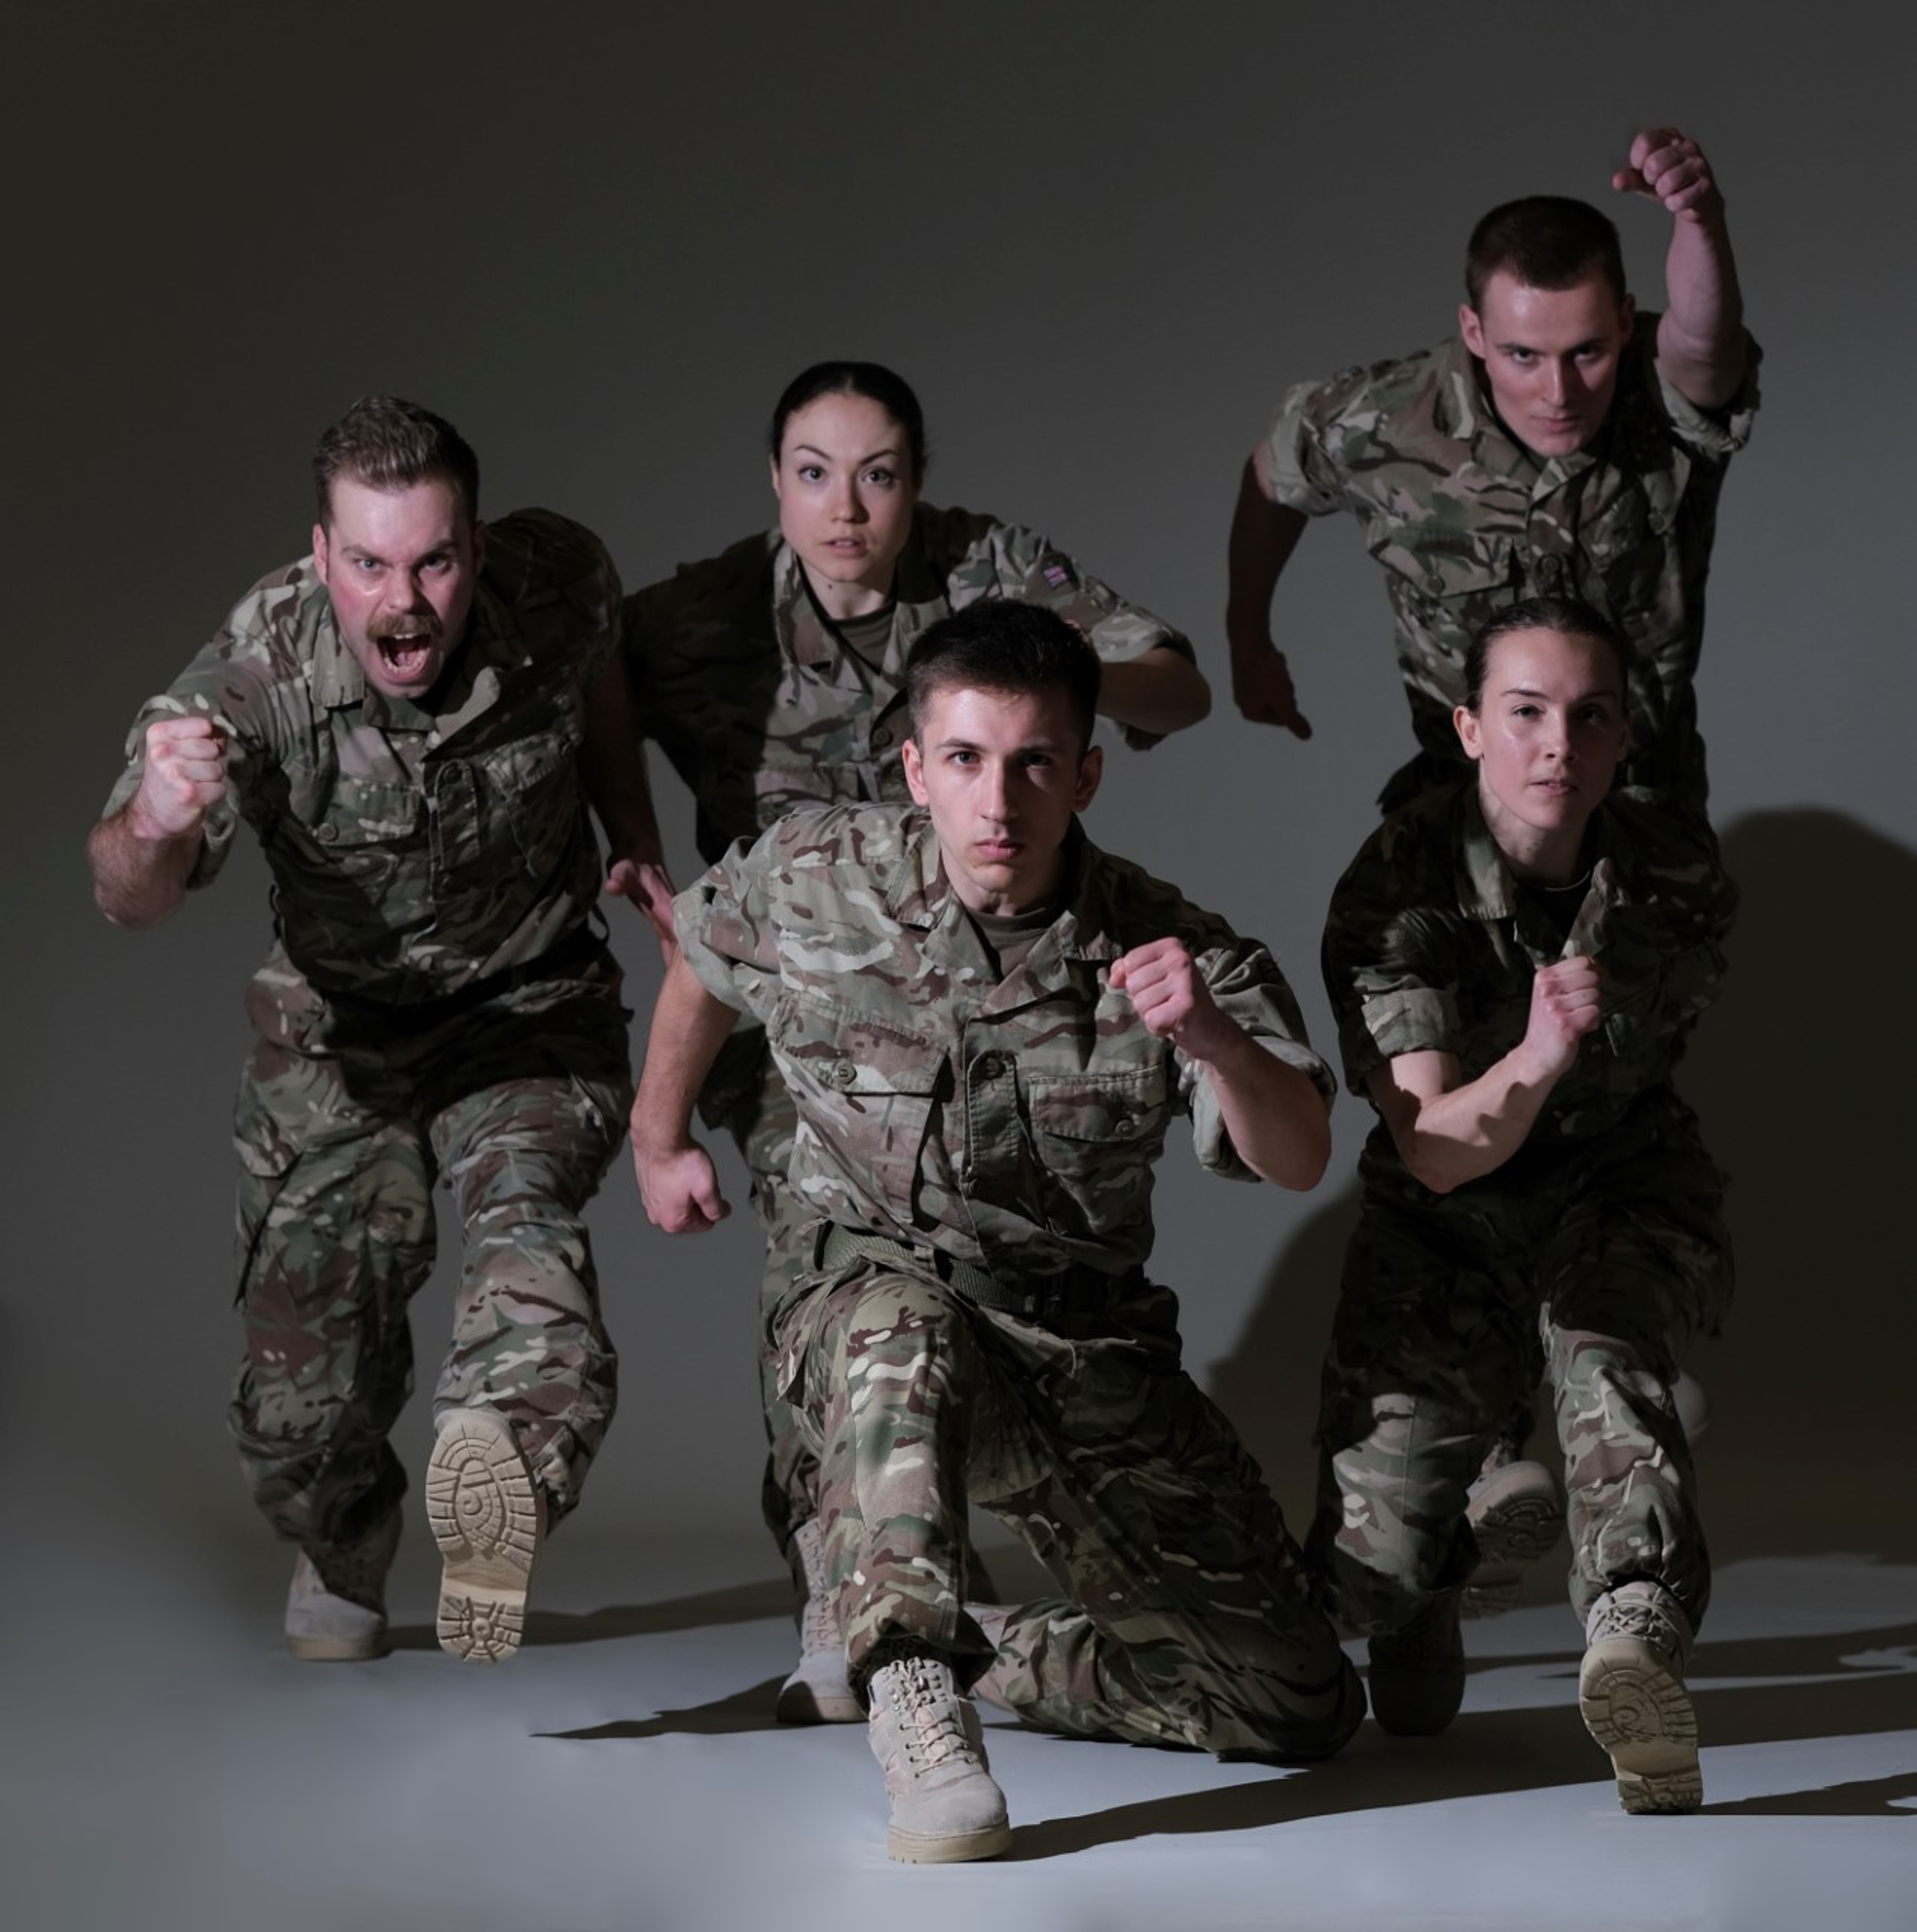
[781,1249,1363,1761]
[227,943,632,1551]
[696,1022,816,1553]
[1309,1090,1731,1635]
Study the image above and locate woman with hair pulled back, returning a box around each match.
[617,361,1210,1723]
[1311,594,1735,1813]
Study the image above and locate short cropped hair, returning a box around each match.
[1465,197,1627,312]
[906,602,1100,754]
[1463,595,1635,711]
[313,395,481,527]
[769,361,929,484]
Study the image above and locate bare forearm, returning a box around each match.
[1096,646,1211,735]
[1387,1047,1563,1193]
[87,808,200,929]
[1659,213,1747,409]
[1197,1029,1331,1191]
[1225,455,1308,658]
[631,953,739,1152]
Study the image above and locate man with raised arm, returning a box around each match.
[1227,126,1753,809]
[630,601,1360,1863]
[89,396,654,1667]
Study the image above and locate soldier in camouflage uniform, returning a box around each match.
[1228,128,1754,1596]
[630,602,1361,1862]
[614,361,1210,1718]
[1310,596,1733,1812]
[89,397,655,1667]
[1227,126,1755,806]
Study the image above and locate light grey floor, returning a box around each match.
[14,1517,1913,1932]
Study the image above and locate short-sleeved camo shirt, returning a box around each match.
[1322,780,1735,1149]
[626,504,1194,867]
[102,509,622,1002]
[1267,322,1759,797]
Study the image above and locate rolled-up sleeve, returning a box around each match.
[1653,333,1762,460]
[1183,939,1336,1178]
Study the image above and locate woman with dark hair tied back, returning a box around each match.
[1311,596,1735,1814]
[616,361,1210,1722]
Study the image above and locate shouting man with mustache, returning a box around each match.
[89,395,658,1670]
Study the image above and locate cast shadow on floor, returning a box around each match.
[386,1574,794,1652]
[522,1609,1917,1851]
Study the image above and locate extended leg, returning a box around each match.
[426,1004,630,1662]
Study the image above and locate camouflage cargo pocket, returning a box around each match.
[493,726,584,878]
[1026,1065,1168,1240]
[773,990,943,1213]
[268,774,422,928]
[231,1077,305,1304]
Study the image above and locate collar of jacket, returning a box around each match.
[884,809,1129,966]
[771,506,955,671]
[1451,781,1620,943]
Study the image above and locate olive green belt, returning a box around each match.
[817,1223,1140,1320]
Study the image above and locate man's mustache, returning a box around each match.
[369,610,444,642]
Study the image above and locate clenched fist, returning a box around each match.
[1110,938,1238,1060]
[1613,127,1724,226]
[134,715,229,840]
[1520,956,1604,1082]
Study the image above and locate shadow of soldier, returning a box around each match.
[1208,1182,1361,1538]
[1676,807,1917,1566]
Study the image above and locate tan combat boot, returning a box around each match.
[1463,1452,1566,1617]
[867,1652,1011,1864]
[1580,1581,1700,1813]
[286,1508,402,1661]
[425,1408,545,1664]
[775,1518,863,1723]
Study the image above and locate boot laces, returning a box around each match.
[890,1661,976,1769]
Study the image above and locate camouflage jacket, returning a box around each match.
[103,509,622,1003]
[1266,322,1760,799]
[1322,779,1734,1152]
[626,503,1194,866]
[677,803,1333,1282]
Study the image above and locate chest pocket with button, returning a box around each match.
[1025,1063,1170,1242]
[1374,529,1519,713]
[773,990,946,1222]
[270,773,427,950]
[483,724,585,880]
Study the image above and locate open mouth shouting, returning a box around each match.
[368,612,444,687]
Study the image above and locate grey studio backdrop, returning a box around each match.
[9,4,1913,1634]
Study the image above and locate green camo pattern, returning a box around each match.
[1310,781,1733,1636]
[626,503,1192,867]
[102,509,622,1001]
[229,945,631,1547]
[1322,781,1736,1143]
[677,802,1333,1295]
[1265,324,1759,803]
[794,1257,1362,1759]
[679,800,1358,1754]
[629,506,1194,1545]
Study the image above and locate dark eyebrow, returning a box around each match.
[791,441,904,464]
[935,735,1064,755]
[1494,334,1607,354]
[1499,683,1620,704]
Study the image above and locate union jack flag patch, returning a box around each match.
[1041,561,1075,589]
